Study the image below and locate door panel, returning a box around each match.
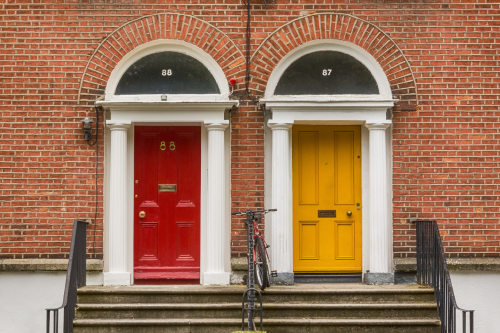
[335,221,355,260]
[175,222,195,260]
[299,222,319,260]
[175,131,198,208]
[140,222,159,261]
[293,125,362,273]
[298,131,319,205]
[334,132,355,205]
[134,126,201,283]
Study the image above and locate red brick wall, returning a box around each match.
[230,100,266,257]
[0,1,498,260]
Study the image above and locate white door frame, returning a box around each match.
[261,40,396,284]
[98,40,237,286]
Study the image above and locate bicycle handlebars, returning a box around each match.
[231,208,277,216]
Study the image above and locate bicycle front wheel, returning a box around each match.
[254,237,270,290]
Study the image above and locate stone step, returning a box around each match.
[73,318,441,333]
[76,302,438,319]
[77,285,435,304]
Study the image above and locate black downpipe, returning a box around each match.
[245,0,251,96]
[89,105,99,258]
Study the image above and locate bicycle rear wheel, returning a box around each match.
[254,237,269,290]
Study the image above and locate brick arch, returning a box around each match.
[78,13,246,105]
[251,13,418,105]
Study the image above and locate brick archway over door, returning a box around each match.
[78,13,246,105]
[251,13,418,106]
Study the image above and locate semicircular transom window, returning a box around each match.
[275,51,379,95]
[115,51,220,95]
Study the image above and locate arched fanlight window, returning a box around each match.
[115,51,220,95]
[274,51,379,95]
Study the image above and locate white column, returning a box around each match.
[365,123,392,277]
[104,123,131,286]
[203,122,230,285]
[269,122,294,284]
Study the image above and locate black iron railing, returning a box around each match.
[415,220,474,333]
[46,220,88,333]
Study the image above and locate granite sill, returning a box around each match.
[0,259,103,272]
[394,257,500,272]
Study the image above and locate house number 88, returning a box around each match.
[162,69,172,76]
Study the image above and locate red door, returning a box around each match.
[134,126,201,284]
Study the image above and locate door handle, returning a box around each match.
[346,211,352,217]
[139,211,146,218]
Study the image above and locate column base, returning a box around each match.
[363,272,394,285]
[271,272,294,285]
[103,272,131,286]
[203,272,230,285]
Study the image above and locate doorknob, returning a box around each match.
[346,211,352,217]
[139,211,146,218]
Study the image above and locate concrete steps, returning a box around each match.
[76,302,437,319]
[73,284,440,333]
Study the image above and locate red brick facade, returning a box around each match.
[1,1,499,260]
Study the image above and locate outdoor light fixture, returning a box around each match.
[80,111,95,142]
[229,78,237,96]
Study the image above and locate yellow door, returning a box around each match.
[293,125,362,273]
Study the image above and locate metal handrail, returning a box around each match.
[46,220,88,333]
[415,220,474,333]
[241,288,263,331]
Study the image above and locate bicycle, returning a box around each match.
[231,208,277,291]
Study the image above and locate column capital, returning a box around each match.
[365,123,391,130]
[268,122,293,130]
[107,122,131,131]
[204,122,229,131]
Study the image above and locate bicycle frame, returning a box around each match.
[231,208,276,331]
[252,215,271,271]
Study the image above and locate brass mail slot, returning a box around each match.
[318,210,336,218]
[158,184,177,192]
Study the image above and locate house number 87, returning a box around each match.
[322,69,332,76]
[162,69,172,76]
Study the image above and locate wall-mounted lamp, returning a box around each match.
[80,112,95,142]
